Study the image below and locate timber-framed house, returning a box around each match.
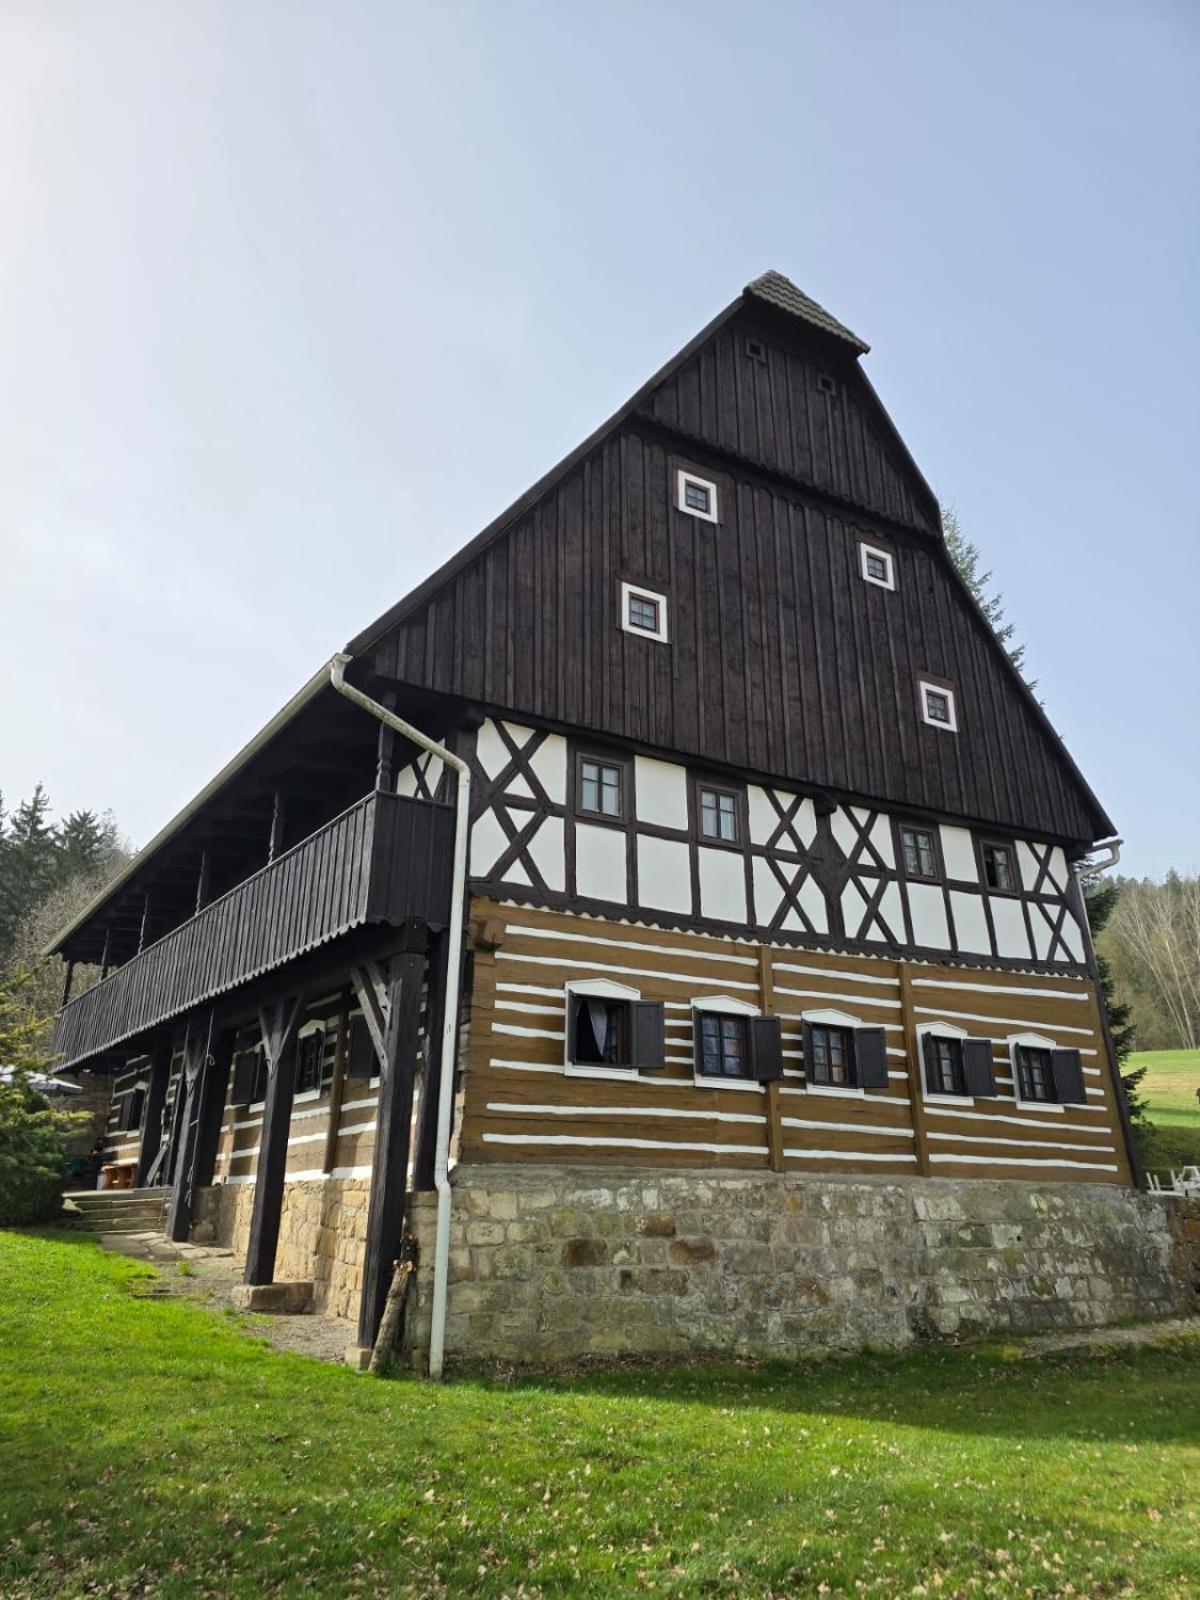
[49,273,1146,1366]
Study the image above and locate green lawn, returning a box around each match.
[1131,1048,1200,1172]
[2,1235,1199,1597]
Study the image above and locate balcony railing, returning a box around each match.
[53,791,454,1071]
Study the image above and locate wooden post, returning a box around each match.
[413,929,451,1191]
[100,927,111,981]
[166,1022,209,1241]
[60,960,75,1009]
[758,946,785,1173]
[195,851,211,915]
[135,1034,173,1188]
[267,792,286,864]
[322,996,350,1175]
[137,893,152,955]
[193,1026,235,1194]
[897,964,932,1176]
[353,923,429,1350]
[243,993,306,1285]
[375,686,398,791]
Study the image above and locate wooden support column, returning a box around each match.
[60,960,75,1009]
[759,946,785,1173]
[243,993,307,1284]
[193,1026,235,1195]
[897,964,932,1176]
[322,995,351,1175]
[195,851,211,915]
[135,1034,173,1188]
[136,892,152,955]
[413,929,452,1191]
[352,921,429,1350]
[100,928,112,981]
[166,1021,210,1241]
[267,792,286,864]
[375,686,398,792]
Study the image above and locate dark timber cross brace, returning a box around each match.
[134,1033,174,1188]
[167,1020,235,1242]
[351,918,429,1350]
[243,992,307,1285]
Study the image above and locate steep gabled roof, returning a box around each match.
[745,270,869,353]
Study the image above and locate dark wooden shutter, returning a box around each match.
[230,1050,257,1107]
[1051,1048,1086,1104]
[747,1016,783,1083]
[962,1038,997,1097]
[345,1015,375,1079]
[128,1087,146,1130]
[629,1001,665,1071]
[921,1033,940,1094]
[854,1026,889,1089]
[117,1092,134,1131]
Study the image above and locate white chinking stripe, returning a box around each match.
[773,961,897,987]
[924,1104,1108,1131]
[482,1132,768,1155]
[929,1153,1118,1172]
[911,976,1089,1002]
[493,1022,566,1041]
[510,921,758,967]
[224,1119,377,1164]
[913,1005,1096,1037]
[780,1117,914,1139]
[774,986,901,1009]
[926,1130,1118,1155]
[217,1163,374,1186]
[486,1100,766,1125]
[783,1149,918,1163]
[496,952,758,990]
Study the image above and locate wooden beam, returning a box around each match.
[349,960,390,1066]
[166,1022,209,1241]
[195,851,211,915]
[413,929,453,1191]
[897,965,932,1176]
[60,960,75,1009]
[136,893,152,956]
[358,921,429,1349]
[322,995,350,1175]
[375,687,398,791]
[267,791,287,864]
[192,1026,235,1195]
[758,947,785,1174]
[134,1034,173,1188]
[243,992,307,1285]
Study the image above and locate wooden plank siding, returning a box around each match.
[53,791,454,1071]
[457,899,1132,1185]
[370,427,1101,845]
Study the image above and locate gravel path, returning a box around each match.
[95,1230,357,1364]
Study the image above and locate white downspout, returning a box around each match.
[328,653,470,1381]
[1075,837,1122,878]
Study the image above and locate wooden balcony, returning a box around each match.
[53,791,454,1071]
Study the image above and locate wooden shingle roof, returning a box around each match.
[745,270,870,354]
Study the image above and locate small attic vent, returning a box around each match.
[816,372,838,397]
[744,337,767,364]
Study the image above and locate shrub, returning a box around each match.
[0,968,82,1226]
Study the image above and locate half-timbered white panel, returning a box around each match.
[635,756,689,829]
[576,822,628,902]
[638,835,692,913]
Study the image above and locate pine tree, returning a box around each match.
[1083,875,1145,1123]
[942,506,1031,681]
[56,809,121,883]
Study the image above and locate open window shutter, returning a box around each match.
[801,1020,817,1082]
[747,1016,783,1083]
[128,1088,146,1131]
[629,1001,665,1071]
[962,1038,997,1097]
[1051,1048,1086,1105]
[117,1093,134,1132]
[230,1050,257,1107]
[344,1015,375,1080]
[921,1033,940,1094]
[854,1026,889,1089]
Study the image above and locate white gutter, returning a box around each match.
[1075,837,1122,877]
[328,653,469,1382]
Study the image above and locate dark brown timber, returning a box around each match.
[134,1033,173,1187]
[243,993,307,1284]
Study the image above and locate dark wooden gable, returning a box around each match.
[639,315,940,537]
[356,275,1112,846]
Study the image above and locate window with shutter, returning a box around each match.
[694,1011,750,1079]
[805,1021,855,1087]
[231,1049,259,1106]
[1051,1048,1087,1104]
[962,1038,998,1097]
[345,1015,376,1080]
[296,1029,326,1095]
[854,1026,889,1089]
[1015,1044,1056,1103]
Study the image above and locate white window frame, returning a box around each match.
[1008,1029,1064,1113]
[691,994,763,1094]
[859,542,895,591]
[564,977,642,1082]
[801,1006,867,1099]
[676,469,719,524]
[619,581,669,644]
[916,1019,976,1107]
[919,679,959,733]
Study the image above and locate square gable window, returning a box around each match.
[859,542,895,591]
[981,840,1017,894]
[919,679,958,732]
[676,469,719,524]
[620,581,669,643]
[577,754,626,820]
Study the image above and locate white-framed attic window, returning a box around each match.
[619,581,669,643]
[676,469,719,524]
[859,542,895,591]
[919,679,958,733]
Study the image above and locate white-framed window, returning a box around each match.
[919,679,958,732]
[859,542,895,591]
[564,977,648,1081]
[676,469,719,524]
[916,1019,973,1105]
[1008,1030,1065,1112]
[691,994,763,1093]
[798,1006,894,1097]
[619,581,669,643]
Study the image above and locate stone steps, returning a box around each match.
[61,1188,171,1234]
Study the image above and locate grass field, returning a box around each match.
[2,1232,1200,1599]
[1130,1048,1200,1172]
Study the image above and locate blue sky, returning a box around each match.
[1,1,1196,876]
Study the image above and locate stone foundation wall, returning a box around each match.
[193,1179,370,1320]
[404,1166,1197,1367]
